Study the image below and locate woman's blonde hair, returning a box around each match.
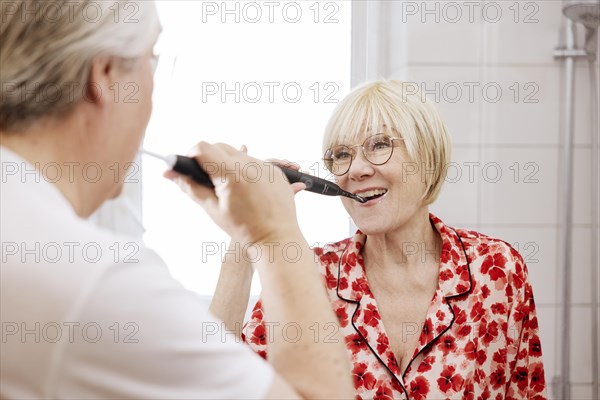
[322,80,451,205]
[0,0,160,131]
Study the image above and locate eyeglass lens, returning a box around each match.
[324,133,397,175]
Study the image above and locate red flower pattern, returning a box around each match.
[248,323,266,346]
[376,332,389,355]
[346,333,368,355]
[374,383,394,400]
[243,214,547,399]
[363,303,381,327]
[336,304,350,328]
[437,365,465,393]
[438,334,457,356]
[408,376,430,400]
[353,362,377,390]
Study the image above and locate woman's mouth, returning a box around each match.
[355,188,388,203]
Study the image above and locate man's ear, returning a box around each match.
[85,56,115,105]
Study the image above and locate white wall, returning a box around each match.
[354,0,598,398]
[140,1,353,296]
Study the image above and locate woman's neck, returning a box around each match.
[362,208,442,274]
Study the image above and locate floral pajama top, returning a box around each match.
[242,214,547,399]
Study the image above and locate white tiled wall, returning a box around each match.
[432,145,480,227]
[404,65,483,145]
[481,66,562,145]
[369,0,599,398]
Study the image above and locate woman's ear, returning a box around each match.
[85,56,114,105]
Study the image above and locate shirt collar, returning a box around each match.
[430,213,472,298]
[336,213,472,302]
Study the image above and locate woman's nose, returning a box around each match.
[347,150,375,180]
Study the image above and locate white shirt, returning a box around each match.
[0,147,273,399]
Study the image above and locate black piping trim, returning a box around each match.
[335,241,410,399]
[333,227,474,399]
[400,227,474,382]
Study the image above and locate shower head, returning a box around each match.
[563,0,600,30]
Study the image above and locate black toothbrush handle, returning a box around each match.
[169,155,364,202]
[172,155,214,188]
[172,155,322,191]
[280,168,341,196]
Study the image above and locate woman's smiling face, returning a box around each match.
[333,130,429,235]
[321,81,452,234]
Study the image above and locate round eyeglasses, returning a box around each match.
[323,133,404,176]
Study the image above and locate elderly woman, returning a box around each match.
[213,80,547,399]
[0,1,353,399]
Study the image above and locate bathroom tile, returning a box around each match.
[482,0,564,65]
[404,0,482,64]
[536,306,595,390]
[571,227,594,305]
[404,65,482,146]
[571,384,594,400]
[557,63,598,148]
[480,147,559,225]
[536,305,557,390]
[430,146,480,227]
[570,306,594,383]
[572,148,592,225]
[481,65,562,145]
[573,65,596,146]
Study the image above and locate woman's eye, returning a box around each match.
[371,141,390,151]
[334,151,351,160]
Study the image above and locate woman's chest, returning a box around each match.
[373,290,433,374]
[332,294,514,399]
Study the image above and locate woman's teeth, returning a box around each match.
[359,189,388,201]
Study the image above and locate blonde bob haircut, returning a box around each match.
[322,80,451,205]
[0,0,160,131]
